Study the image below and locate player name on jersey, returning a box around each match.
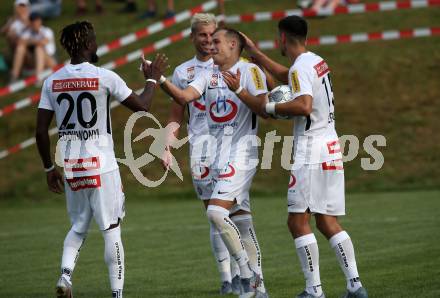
[52,78,99,92]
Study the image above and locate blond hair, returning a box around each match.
[190,13,217,33]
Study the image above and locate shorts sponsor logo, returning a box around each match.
[67,175,101,191]
[322,159,344,171]
[209,98,238,123]
[314,60,330,78]
[288,174,296,188]
[219,164,236,179]
[187,66,195,80]
[52,78,99,92]
[64,157,100,172]
[291,70,300,93]
[327,140,341,154]
[191,165,210,179]
[250,66,264,90]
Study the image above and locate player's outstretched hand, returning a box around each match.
[222,69,241,92]
[140,53,169,81]
[46,168,64,194]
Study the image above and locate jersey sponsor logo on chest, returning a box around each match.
[66,174,101,191]
[52,78,99,92]
[314,60,330,77]
[209,96,238,123]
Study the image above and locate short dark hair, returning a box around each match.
[29,12,41,21]
[278,16,308,44]
[60,21,95,58]
[214,27,246,54]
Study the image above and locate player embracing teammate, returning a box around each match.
[241,16,368,298]
[161,26,270,297]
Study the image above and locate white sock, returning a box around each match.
[210,222,232,282]
[295,233,323,297]
[329,231,362,292]
[102,226,124,297]
[206,205,252,279]
[61,229,87,283]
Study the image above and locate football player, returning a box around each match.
[241,16,368,298]
[35,21,167,298]
[160,27,270,298]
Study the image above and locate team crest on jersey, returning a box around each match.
[291,70,300,93]
[250,66,264,90]
[186,66,195,80]
[209,97,238,123]
[210,73,219,87]
[327,140,341,154]
[314,60,330,77]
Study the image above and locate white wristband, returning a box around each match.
[146,78,157,85]
[265,102,276,115]
[159,75,166,84]
[235,86,243,95]
[44,165,55,173]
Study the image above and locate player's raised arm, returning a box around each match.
[160,77,203,106]
[121,53,168,112]
[241,32,289,84]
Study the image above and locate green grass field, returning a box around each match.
[1,190,440,297]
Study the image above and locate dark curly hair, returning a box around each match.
[60,21,95,58]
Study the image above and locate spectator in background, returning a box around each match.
[30,0,62,18]
[10,12,56,82]
[76,0,104,15]
[1,0,30,52]
[121,0,175,19]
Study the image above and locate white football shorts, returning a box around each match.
[287,159,345,216]
[210,163,255,213]
[64,169,125,233]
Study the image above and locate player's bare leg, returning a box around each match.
[207,199,259,297]
[102,220,124,298]
[315,215,368,298]
[231,210,268,297]
[288,212,324,298]
[203,200,236,294]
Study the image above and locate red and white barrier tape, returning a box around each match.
[225,0,440,23]
[0,27,192,118]
[255,27,440,49]
[1,26,439,159]
[0,0,217,99]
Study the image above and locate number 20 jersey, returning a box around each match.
[38,62,133,177]
[288,51,342,166]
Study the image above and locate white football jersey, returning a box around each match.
[38,62,132,177]
[171,56,213,145]
[288,51,342,165]
[190,60,268,169]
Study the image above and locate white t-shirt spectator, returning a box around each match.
[8,18,27,36]
[20,25,55,56]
